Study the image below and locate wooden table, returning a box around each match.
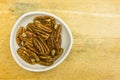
[0,0,120,80]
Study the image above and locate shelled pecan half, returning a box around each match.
[34,16,55,28]
[17,47,40,64]
[16,27,25,46]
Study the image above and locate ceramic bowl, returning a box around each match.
[10,12,73,72]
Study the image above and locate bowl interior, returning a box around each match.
[10,12,73,72]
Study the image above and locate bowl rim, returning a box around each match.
[10,11,73,72]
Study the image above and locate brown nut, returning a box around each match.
[55,24,62,42]
[26,23,35,32]
[27,23,50,40]
[33,38,45,55]
[24,38,39,54]
[39,55,51,60]
[54,34,62,50]
[42,58,54,63]
[34,21,52,33]
[38,60,53,66]
[37,36,50,54]
[53,48,64,60]
[46,31,56,49]
[25,31,36,38]
[34,16,55,28]
[39,55,53,63]
[33,37,50,55]
[33,28,50,40]
[16,27,25,46]
[17,47,40,64]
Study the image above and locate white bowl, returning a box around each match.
[10,12,73,72]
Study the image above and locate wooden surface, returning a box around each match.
[0,0,120,80]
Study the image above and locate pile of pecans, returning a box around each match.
[16,16,64,66]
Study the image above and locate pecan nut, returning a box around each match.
[34,16,55,28]
[17,47,40,64]
[16,27,25,46]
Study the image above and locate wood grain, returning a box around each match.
[0,0,120,80]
